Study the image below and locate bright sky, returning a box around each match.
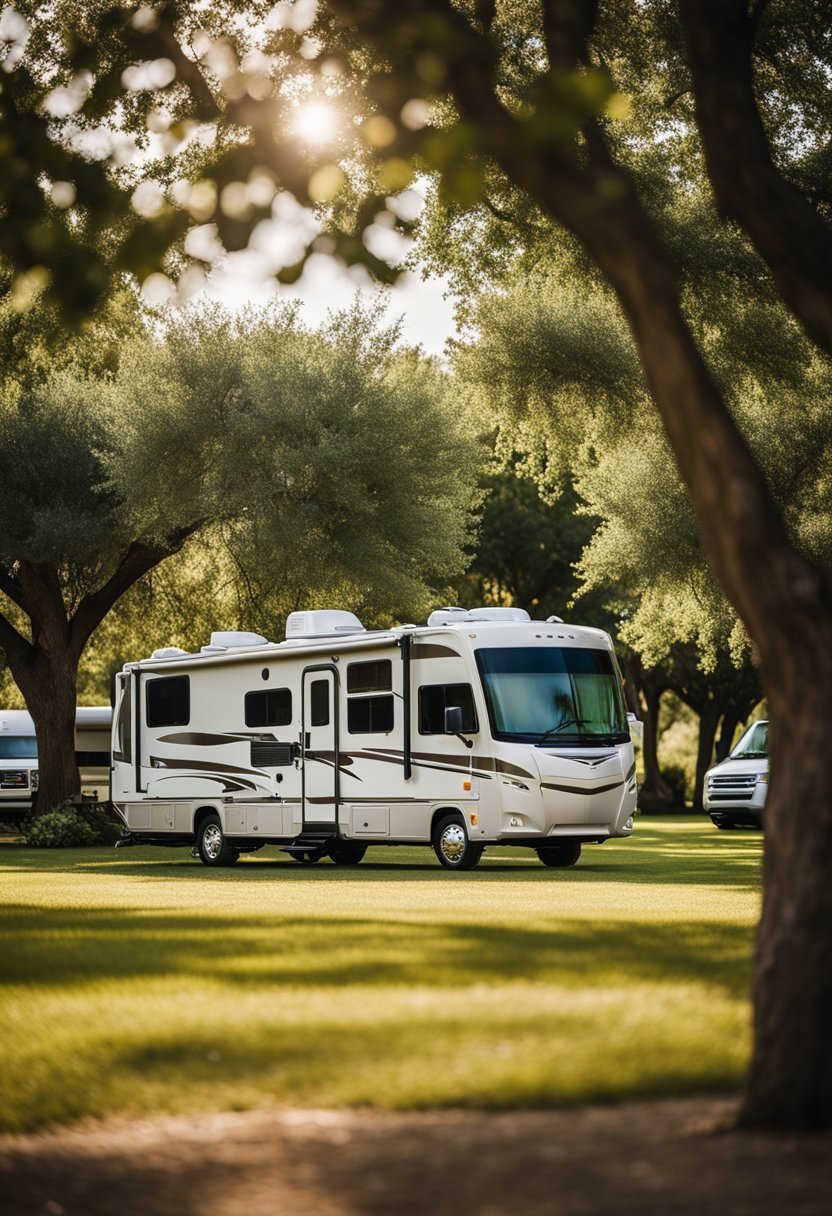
[206,255,458,357]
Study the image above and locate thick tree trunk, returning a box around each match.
[742,643,832,1128]
[11,651,81,813]
[472,87,832,1123]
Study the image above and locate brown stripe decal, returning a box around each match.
[626,762,636,782]
[151,755,261,778]
[411,643,461,660]
[158,732,278,745]
[541,781,625,796]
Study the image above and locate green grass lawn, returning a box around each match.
[0,817,762,1132]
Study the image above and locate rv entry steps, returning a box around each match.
[281,828,337,863]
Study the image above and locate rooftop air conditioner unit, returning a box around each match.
[285,611,366,639]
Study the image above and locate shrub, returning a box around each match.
[24,807,99,848]
[23,801,122,847]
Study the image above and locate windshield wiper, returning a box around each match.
[536,718,590,745]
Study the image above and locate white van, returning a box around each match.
[703,719,768,830]
[112,606,639,870]
[0,711,39,815]
[0,707,112,817]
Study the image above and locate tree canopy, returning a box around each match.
[0,298,480,808]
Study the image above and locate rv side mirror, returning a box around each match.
[444,706,464,734]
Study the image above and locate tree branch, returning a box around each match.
[0,610,32,667]
[69,522,206,655]
[679,0,832,357]
[541,0,599,71]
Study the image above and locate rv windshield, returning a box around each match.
[730,721,768,760]
[475,647,628,745]
[0,736,37,759]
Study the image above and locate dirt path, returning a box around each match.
[2,1099,830,1216]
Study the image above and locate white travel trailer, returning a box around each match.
[111,608,638,870]
[0,706,112,817]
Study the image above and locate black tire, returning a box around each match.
[328,843,367,866]
[716,822,737,831]
[537,841,582,868]
[196,813,240,867]
[433,813,484,871]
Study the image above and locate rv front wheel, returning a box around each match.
[433,813,484,871]
[537,842,581,868]
[196,814,240,867]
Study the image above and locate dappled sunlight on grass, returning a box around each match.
[0,816,761,1131]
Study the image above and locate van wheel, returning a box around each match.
[433,814,484,871]
[537,842,581,868]
[196,814,240,867]
[329,843,367,866]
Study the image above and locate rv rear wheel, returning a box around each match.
[328,843,367,866]
[537,841,582,868]
[196,814,240,867]
[433,813,484,871]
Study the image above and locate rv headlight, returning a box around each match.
[31,768,39,791]
[756,772,769,784]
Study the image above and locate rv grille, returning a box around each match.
[251,742,294,768]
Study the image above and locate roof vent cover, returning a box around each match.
[285,610,365,640]
[209,631,268,649]
[428,606,530,626]
[467,607,530,622]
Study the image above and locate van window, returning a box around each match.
[419,684,478,734]
[0,736,37,759]
[347,659,392,694]
[245,688,292,728]
[347,695,394,734]
[146,675,190,728]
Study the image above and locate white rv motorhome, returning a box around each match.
[111,608,638,870]
[0,706,112,817]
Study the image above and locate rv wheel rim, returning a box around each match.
[203,824,223,860]
[440,823,466,863]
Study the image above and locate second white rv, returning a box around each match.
[111,607,638,870]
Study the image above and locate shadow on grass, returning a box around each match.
[0,903,753,998]
[0,819,763,889]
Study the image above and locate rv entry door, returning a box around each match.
[301,667,338,829]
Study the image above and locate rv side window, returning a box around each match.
[347,695,394,734]
[346,659,392,694]
[419,684,478,735]
[146,675,190,728]
[310,679,330,727]
[245,688,292,728]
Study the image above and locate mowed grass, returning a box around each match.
[0,817,762,1132]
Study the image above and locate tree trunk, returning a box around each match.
[474,107,832,1123]
[639,684,676,812]
[12,651,81,812]
[692,699,721,813]
[741,641,832,1128]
